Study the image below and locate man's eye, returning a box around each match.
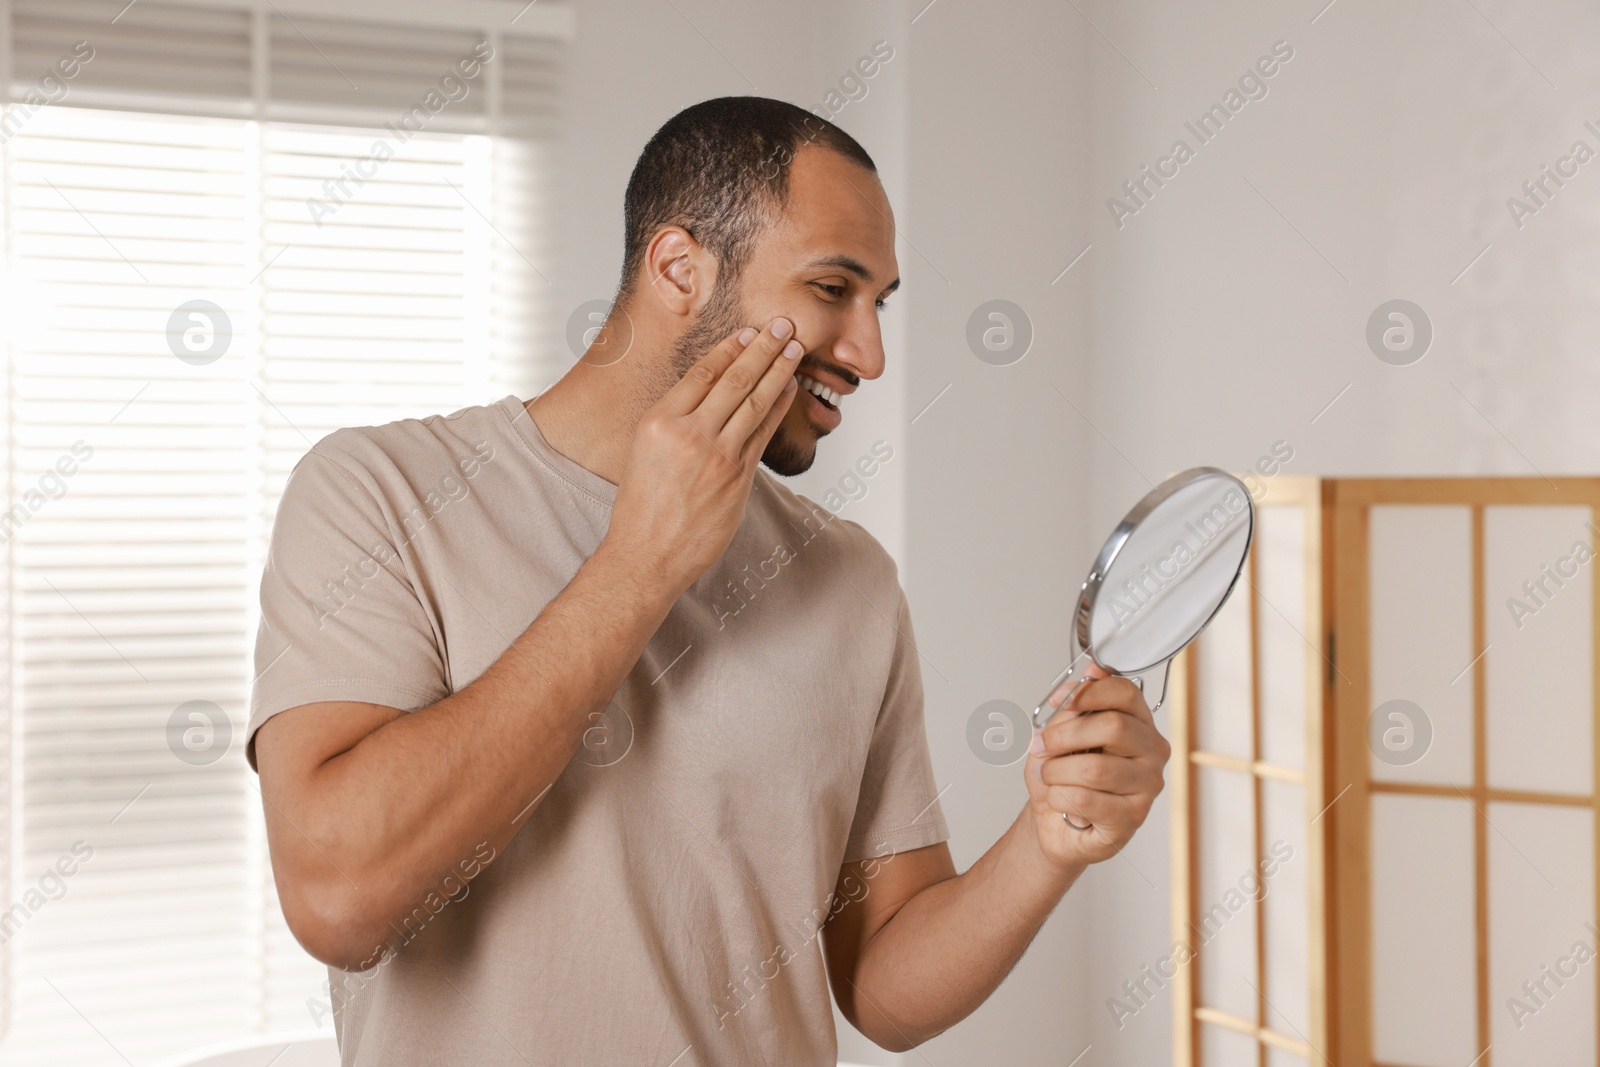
[875,299,888,313]
[815,283,846,299]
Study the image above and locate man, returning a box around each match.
[249,96,1169,1065]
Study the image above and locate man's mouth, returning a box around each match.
[796,373,840,411]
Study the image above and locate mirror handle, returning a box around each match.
[1031,651,1092,730]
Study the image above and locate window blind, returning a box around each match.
[0,1,566,1062]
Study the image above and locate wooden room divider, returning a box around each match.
[1170,476,1600,1067]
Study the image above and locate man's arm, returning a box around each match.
[255,319,805,970]
[822,668,1170,1050]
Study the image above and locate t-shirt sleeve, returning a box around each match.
[841,582,950,863]
[245,439,450,772]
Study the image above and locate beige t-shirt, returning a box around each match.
[247,395,949,1066]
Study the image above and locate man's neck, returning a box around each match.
[523,354,661,487]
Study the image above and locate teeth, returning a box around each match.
[797,374,840,405]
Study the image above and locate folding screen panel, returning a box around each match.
[1171,476,1327,1065]
[1329,480,1600,1067]
[1175,476,1600,1066]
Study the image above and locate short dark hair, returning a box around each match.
[617,96,877,302]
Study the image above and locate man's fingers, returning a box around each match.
[662,326,757,414]
[1061,675,1155,728]
[1044,784,1122,828]
[1040,752,1147,795]
[1040,708,1160,759]
[724,332,804,448]
[1043,674,1088,715]
[696,317,801,431]
[739,375,798,467]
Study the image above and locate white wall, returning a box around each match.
[1084,0,1600,503]
[1082,1,1600,1064]
[903,2,1100,1065]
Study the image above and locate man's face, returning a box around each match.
[673,147,899,476]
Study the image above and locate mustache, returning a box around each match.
[795,354,859,388]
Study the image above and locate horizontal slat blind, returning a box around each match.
[500,33,563,139]
[0,3,561,1061]
[492,33,565,397]
[4,107,262,1066]
[8,0,569,133]
[0,102,505,1067]
[12,0,254,118]
[261,123,492,485]
[268,15,489,129]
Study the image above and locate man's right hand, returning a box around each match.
[606,316,803,597]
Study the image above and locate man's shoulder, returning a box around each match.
[293,397,513,487]
[750,469,900,588]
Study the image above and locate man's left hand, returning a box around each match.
[1023,663,1172,869]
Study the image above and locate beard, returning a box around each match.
[669,279,818,477]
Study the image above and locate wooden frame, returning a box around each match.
[1175,476,1600,1066]
[1327,477,1600,1067]
[1172,474,1327,1064]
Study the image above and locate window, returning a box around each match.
[0,2,565,1061]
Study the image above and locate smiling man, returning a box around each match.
[248,96,1169,1066]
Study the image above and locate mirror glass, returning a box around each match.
[1089,469,1255,674]
[1034,468,1254,733]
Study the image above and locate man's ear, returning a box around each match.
[643,226,717,317]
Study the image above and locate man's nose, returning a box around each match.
[831,303,886,382]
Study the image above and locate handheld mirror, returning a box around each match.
[1033,467,1255,829]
